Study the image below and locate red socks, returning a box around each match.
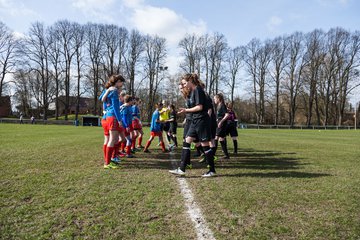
[105,146,114,165]
[138,136,143,147]
[160,141,166,152]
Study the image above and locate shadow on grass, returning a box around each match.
[121,148,331,179]
[216,171,331,178]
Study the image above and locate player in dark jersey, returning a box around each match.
[214,93,230,159]
[169,73,216,177]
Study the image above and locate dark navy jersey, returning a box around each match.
[185,97,192,120]
[189,86,208,120]
[216,103,227,121]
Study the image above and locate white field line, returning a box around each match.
[169,152,216,240]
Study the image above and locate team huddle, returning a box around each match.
[99,73,238,177]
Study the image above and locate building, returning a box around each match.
[56,96,96,115]
[0,96,12,117]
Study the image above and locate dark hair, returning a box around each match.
[182,73,201,86]
[215,93,225,104]
[105,74,125,89]
[178,82,190,99]
[170,104,176,111]
[226,102,233,110]
[124,95,133,103]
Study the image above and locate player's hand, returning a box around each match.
[178,108,186,114]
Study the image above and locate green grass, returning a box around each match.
[1,124,360,239]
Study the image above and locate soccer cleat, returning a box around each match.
[137,145,144,149]
[202,171,216,177]
[169,168,186,176]
[126,154,134,158]
[186,164,193,169]
[104,162,119,169]
[199,157,206,163]
[143,149,150,153]
[222,155,230,160]
[111,157,121,164]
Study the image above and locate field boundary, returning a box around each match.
[169,152,216,240]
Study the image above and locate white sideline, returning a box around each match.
[170,152,216,240]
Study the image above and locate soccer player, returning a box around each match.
[101,74,126,169]
[214,93,230,159]
[143,102,167,153]
[132,97,144,149]
[159,101,171,148]
[226,103,239,154]
[169,73,216,177]
[120,95,135,158]
[167,104,178,148]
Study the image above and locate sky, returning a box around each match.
[1,0,359,103]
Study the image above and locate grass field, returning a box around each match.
[1,124,360,239]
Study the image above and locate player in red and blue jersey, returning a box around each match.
[143,102,167,153]
[101,75,125,169]
[120,95,134,158]
[131,97,144,150]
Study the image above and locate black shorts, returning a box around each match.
[186,116,211,142]
[183,120,191,139]
[161,122,170,132]
[227,122,238,137]
[216,122,228,138]
[169,122,177,134]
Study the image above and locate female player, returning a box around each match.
[169,73,216,177]
[167,104,178,148]
[226,103,239,154]
[100,74,125,169]
[214,93,230,159]
[132,97,144,149]
[143,102,167,153]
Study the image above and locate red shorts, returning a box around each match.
[132,119,142,130]
[118,125,125,133]
[101,118,109,136]
[106,116,120,132]
[151,131,162,137]
[124,125,134,136]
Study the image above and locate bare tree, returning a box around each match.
[19,22,53,119]
[283,32,306,126]
[12,69,32,116]
[178,34,201,73]
[143,35,167,121]
[72,23,86,122]
[244,39,272,124]
[124,29,145,96]
[54,20,77,120]
[303,29,325,126]
[48,25,64,119]
[84,23,104,115]
[269,36,288,125]
[101,24,128,77]
[226,46,244,105]
[244,38,260,124]
[0,21,18,98]
[206,33,228,95]
[336,29,360,125]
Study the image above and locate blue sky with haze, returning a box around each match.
[1,0,359,102]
